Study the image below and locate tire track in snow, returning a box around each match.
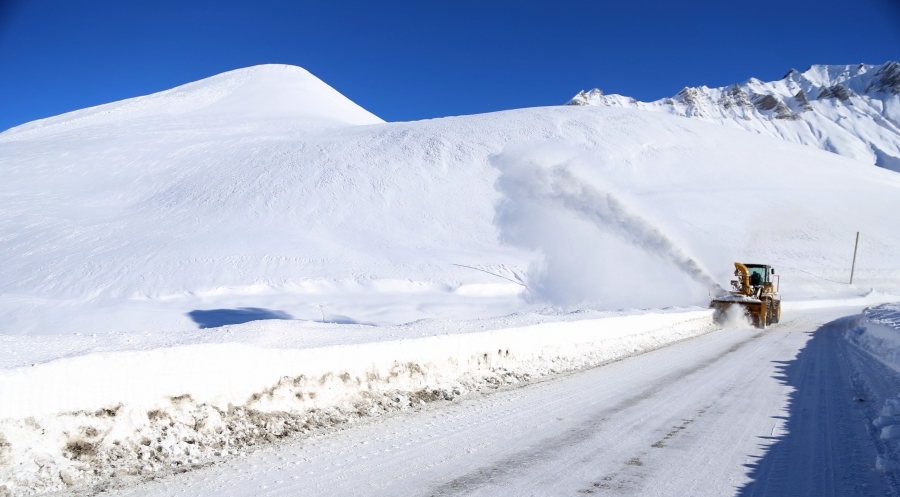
[101,308,876,497]
[738,316,896,496]
[425,332,764,496]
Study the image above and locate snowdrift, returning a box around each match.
[2,65,900,335]
[0,309,714,494]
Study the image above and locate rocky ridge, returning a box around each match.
[569,62,900,171]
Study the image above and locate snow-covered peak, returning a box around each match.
[568,62,900,172]
[1,64,383,140]
[789,63,870,88]
[782,62,900,98]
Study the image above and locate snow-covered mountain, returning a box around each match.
[1,64,899,336]
[568,62,900,172]
[2,64,382,140]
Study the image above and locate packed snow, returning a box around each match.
[1,63,900,495]
[569,62,900,172]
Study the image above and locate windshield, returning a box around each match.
[748,267,767,286]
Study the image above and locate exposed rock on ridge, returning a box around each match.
[567,62,900,172]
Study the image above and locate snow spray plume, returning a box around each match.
[544,166,725,293]
[721,304,754,329]
[492,147,725,305]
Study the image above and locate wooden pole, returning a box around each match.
[850,232,860,285]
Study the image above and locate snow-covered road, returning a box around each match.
[739,316,897,496]
[101,307,894,496]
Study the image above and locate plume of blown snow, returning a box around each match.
[492,145,724,308]
[720,304,755,330]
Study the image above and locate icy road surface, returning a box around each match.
[106,307,896,496]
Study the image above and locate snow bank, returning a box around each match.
[0,309,713,495]
[844,303,900,472]
[846,302,900,373]
[781,292,900,312]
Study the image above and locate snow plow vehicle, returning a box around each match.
[710,263,781,328]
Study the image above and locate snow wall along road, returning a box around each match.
[0,310,715,494]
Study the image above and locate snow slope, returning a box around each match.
[2,64,900,495]
[2,64,900,336]
[569,62,900,172]
[1,64,382,139]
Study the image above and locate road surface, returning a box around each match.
[104,307,898,497]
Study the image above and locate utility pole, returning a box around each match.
[850,232,860,285]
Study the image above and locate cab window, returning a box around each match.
[748,267,767,286]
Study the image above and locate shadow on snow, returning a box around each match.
[187,307,365,328]
[187,307,292,329]
[737,315,899,496]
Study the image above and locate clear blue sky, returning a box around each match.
[1,0,898,131]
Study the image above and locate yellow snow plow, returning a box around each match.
[710,263,781,328]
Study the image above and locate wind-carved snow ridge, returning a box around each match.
[493,146,723,307]
[0,311,713,495]
[568,62,900,172]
